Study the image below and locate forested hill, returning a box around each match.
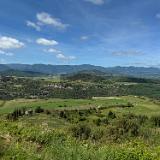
[0,64,160,78]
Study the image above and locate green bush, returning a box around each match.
[117,118,140,137]
[127,102,134,107]
[78,116,87,121]
[59,110,67,118]
[137,115,148,125]
[101,118,109,125]
[6,108,24,121]
[108,111,116,119]
[150,115,160,127]
[71,124,91,140]
[35,106,44,113]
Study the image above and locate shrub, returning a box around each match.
[0,138,6,157]
[150,115,160,127]
[59,110,67,118]
[117,118,140,137]
[91,128,104,142]
[137,115,148,125]
[93,118,101,126]
[101,118,109,125]
[127,102,134,107]
[6,108,24,121]
[108,111,116,119]
[45,110,51,115]
[124,113,136,119]
[107,115,141,141]
[6,113,17,121]
[78,117,87,121]
[35,106,44,113]
[71,124,91,140]
[78,111,84,116]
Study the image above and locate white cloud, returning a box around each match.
[36,38,58,46]
[0,50,13,56]
[56,53,66,59]
[26,12,69,31]
[84,0,104,5]
[0,36,24,50]
[81,36,89,40]
[45,48,76,61]
[46,48,62,54]
[26,21,41,31]
[36,12,68,29]
[56,53,76,60]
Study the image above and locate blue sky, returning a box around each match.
[0,0,160,67]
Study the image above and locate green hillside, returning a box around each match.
[0,96,159,159]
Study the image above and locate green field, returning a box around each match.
[0,96,160,116]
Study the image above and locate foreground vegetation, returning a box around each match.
[0,96,160,159]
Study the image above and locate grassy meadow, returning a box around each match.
[0,96,160,159]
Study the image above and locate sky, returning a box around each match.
[0,0,160,67]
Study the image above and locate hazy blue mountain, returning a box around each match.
[0,64,10,72]
[5,64,106,75]
[105,66,160,78]
[0,69,47,77]
[0,64,160,78]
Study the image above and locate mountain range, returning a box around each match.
[0,64,160,78]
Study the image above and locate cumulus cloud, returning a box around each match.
[36,38,58,46]
[37,12,68,29]
[112,50,143,56]
[56,53,66,59]
[26,21,41,31]
[56,54,76,60]
[0,36,24,50]
[45,48,76,61]
[84,0,104,5]
[26,12,69,31]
